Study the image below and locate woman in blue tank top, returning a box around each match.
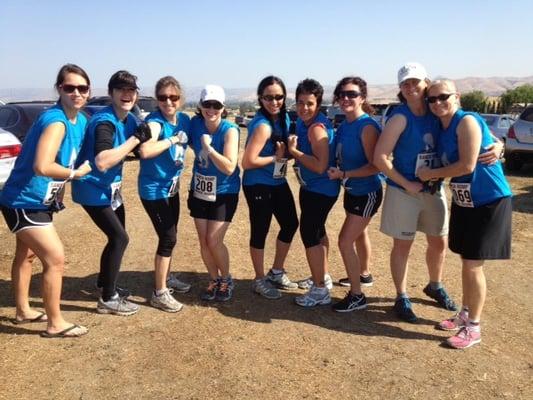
[137,76,191,313]
[418,79,512,350]
[241,76,299,299]
[72,70,151,317]
[326,76,383,312]
[287,79,340,308]
[187,85,240,302]
[0,64,92,337]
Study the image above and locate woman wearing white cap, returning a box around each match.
[188,85,240,302]
[373,63,501,323]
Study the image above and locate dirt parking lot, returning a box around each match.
[1,130,532,400]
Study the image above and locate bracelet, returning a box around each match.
[67,168,76,181]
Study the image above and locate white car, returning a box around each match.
[0,127,22,190]
[480,114,515,140]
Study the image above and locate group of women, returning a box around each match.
[0,62,512,350]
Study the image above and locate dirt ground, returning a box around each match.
[1,129,532,400]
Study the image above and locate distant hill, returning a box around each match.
[2,76,533,104]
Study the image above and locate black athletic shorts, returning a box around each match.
[343,188,383,218]
[449,196,512,260]
[1,206,53,233]
[187,191,239,222]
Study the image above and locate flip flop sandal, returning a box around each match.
[11,311,48,325]
[40,324,88,338]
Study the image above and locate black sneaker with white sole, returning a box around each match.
[338,274,374,287]
[332,292,368,312]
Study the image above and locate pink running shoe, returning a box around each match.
[446,326,481,349]
[438,310,468,331]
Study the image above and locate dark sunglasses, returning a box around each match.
[157,94,180,102]
[427,93,455,103]
[61,84,90,94]
[201,101,224,110]
[338,90,361,99]
[261,94,285,102]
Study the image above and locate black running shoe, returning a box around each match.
[339,274,374,287]
[332,292,368,312]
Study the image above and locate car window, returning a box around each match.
[137,98,157,113]
[521,107,533,122]
[0,107,20,128]
[499,118,510,129]
[482,115,496,125]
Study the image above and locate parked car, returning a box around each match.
[235,113,254,127]
[504,105,533,171]
[380,102,401,128]
[0,101,54,142]
[480,113,515,140]
[0,128,22,190]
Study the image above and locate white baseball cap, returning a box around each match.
[200,84,225,104]
[397,62,428,85]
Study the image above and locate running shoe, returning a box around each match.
[97,294,139,316]
[297,274,333,290]
[166,274,192,293]
[266,269,298,289]
[252,278,282,300]
[150,289,183,313]
[393,297,418,323]
[332,292,368,312]
[294,286,331,307]
[216,277,234,302]
[423,284,457,311]
[339,274,374,287]
[438,309,468,331]
[200,279,219,301]
[446,326,481,349]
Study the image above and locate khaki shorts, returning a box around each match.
[380,185,448,240]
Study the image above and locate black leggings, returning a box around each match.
[141,195,179,257]
[299,188,337,248]
[243,183,299,249]
[83,204,128,301]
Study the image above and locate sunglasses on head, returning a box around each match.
[261,94,285,102]
[338,90,361,99]
[201,100,224,110]
[157,94,180,102]
[427,93,455,103]
[61,84,90,94]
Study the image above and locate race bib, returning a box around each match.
[110,181,123,210]
[273,158,288,179]
[415,152,437,175]
[43,181,65,206]
[193,173,216,202]
[293,165,306,186]
[450,182,473,208]
[168,176,180,198]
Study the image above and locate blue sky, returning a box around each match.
[1,0,532,90]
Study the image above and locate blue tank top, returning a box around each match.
[71,106,138,206]
[335,114,382,195]
[188,116,241,196]
[242,111,290,186]
[0,104,87,210]
[138,111,191,200]
[438,109,512,207]
[388,103,440,189]
[294,112,340,197]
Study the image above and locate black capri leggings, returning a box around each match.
[243,183,299,249]
[299,188,337,248]
[82,204,128,301]
[141,195,180,257]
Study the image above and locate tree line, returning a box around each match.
[460,84,533,114]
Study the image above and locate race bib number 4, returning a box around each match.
[193,173,216,202]
[110,181,123,211]
[273,158,288,179]
[415,152,437,176]
[450,182,473,208]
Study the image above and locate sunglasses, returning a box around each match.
[261,94,285,102]
[427,93,455,103]
[201,101,224,110]
[61,84,90,94]
[338,90,361,99]
[157,94,180,102]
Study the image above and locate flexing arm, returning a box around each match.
[203,128,239,175]
[94,122,141,172]
[288,123,329,174]
[241,123,278,169]
[34,122,91,180]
